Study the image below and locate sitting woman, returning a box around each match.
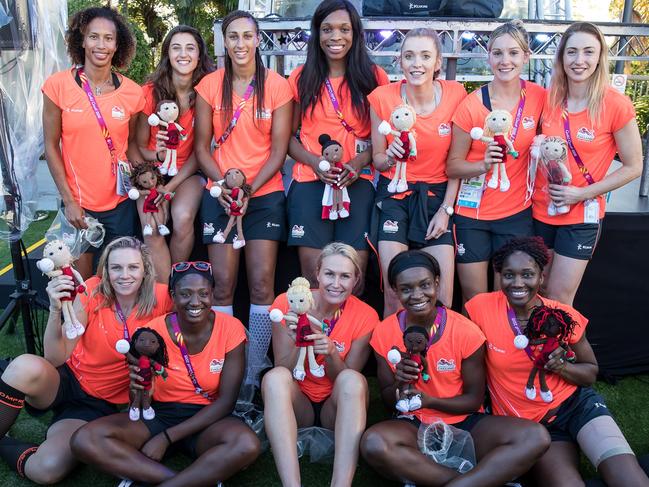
[0,236,171,484]
[362,249,550,487]
[466,237,649,487]
[262,242,379,487]
[71,261,261,486]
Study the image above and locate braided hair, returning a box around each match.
[130,327,169,367]
[527,306,577,342]
[492,236,550,273]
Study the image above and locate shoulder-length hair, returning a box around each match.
[297,0,379,123]
[549,22,609,124]
[146,25,215,109]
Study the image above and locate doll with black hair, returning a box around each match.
[210,168,252,249]
[515,306,577,403]
[387,325,431,413]
[125,327,169,421]
[318,134,350,220]
[128,161,174,237]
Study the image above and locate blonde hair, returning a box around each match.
[286,277,314,308]
[316,242,362,279]
[94,236,158,318]
[483,109,513,137]
[549,22,609,124]
[402,28,443,79]
[488,19,530,53]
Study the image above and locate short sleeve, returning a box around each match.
[464,294,483,330]
[142,84,155,115]
[195,74,215,106]
[609,91,636,133]
[374,66,390,86]
[270,293,290,328]
[462,321,486,358]
[224,315,247,352]
[41,73,63,108]
[369,318,392,357]
[287,67,301,101]
[270,73,294,110]
[452,94,478,133]
[352,300,379,338]
[366,86,382,115]
[133,87,146,113]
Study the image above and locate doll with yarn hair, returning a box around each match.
[378,104,417,194]
[209,168,251,249]
[514,306,577,403]
[128,161,174,237]
[318,134,350,220]
[147,100,187,177]
[387,325,431,413]
[531,135,572,216]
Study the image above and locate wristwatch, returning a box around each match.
[440,204,454,216]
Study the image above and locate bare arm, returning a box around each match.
[126,115,145,164]
[194,94,222,182]
[43,276,86,365]
[136,112,164,162]
[271,320,301,371]
[446,125,499,179]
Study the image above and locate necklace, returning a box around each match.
[90,77,113,96]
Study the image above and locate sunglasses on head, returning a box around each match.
[171,261,213,275]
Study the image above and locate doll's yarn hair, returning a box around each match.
[527,306,577,342]
[318,133,342,154]
[403,325,430,346]
[130,327,169,367]
[131,161,164,190]
[492,236,550,273]
[286,277,314,308]
[223,168,252,196]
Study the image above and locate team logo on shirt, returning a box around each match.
[256,108,272,120]
[382,220,399,234]
[436,358,456,372]
[291,225,305,238]
[577,127,595,142]
[209,358,224,374]
[488,342,506,354]
[203,223,215,235]
[111,106,125,120]
[333,340,345,353]
[437,123,451,137]
[456,243,466,256]
[522,116,535,130]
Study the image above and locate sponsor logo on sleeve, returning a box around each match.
[209,358,224,374]
[436,358,456,372]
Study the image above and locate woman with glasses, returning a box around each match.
[0,237,171,484]
[72,261,261,486]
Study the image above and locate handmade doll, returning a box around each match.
[210,168,251,249]
[378,104,417,194]
[147,100,187,177]
[269,277,325,381]
[538,136,572,216]
[318,134,350,220]
[470,109,519,192]
[514,306,577,403]
[36,240,86,339]
[128,162,174,237]
[124,327,169,421]
[387,325,431,413]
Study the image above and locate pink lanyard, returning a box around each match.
[215,78,255,148]
[169,313,214,401]
[77,66,117,174]
[506,307,534,362]
[321,302,345,336]
[324,78,356,135]
[562,108,596,185]
[510,79,527,142]
[114,301,130,342]
[397,306,447,348]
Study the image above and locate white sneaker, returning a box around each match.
[525,386,537,400]
[338,208,349,218]
[158,224,170,236]
[117,480,133,487]
[540,390,554,403]
[387,180,398,193]
[213,230,225,243]
[310,365,325,378]
[395,399,409,413]
[129,407,140,421]
[64,322,77,340]
[142,407,155,420]
[293,368,306,381]
[408,394,422,411]
[159,165,168,176]
[329,210,339,220]
[167,166,178,177]
[74,321,85,336]
[396,179,408,193]
[232,235,245,249]
[142,224,153,236]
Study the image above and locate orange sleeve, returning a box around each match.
[133,84,146,113]
[353,299,380,338]
[464,293,485,330]
[223,315,247,352]
[452,93,478,134]
[366,86,382,118]
[271,293,290,328]
[609,91,636,132]
[41,72,63,108]
[268,71,294,110]
[287,66,301,101]
[374,66,390,86]
[194,73,215,106]
[370,316,394,356]
[455,313,486,358]
[142,83,155,116]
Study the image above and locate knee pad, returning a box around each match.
[576,416,635,468]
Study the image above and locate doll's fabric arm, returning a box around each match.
[479,135,495,144]
[45,270,63,279]
[504,136,518,157]
[69,268,86,290]
[408,132,417,156]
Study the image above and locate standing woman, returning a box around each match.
[533,22,642,305]
[263,243,379,487]
[447,20,546,305]
[0,237,171,484]
[137,25,215,283]
[195,10,293,388]
[286,0,389,286]
[42,7,144,278]
[369,28,466,317]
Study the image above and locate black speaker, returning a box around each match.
[0,0,33,51]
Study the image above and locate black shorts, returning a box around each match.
[200,190,287,245]
[533,219,601,260]
[310,399,326,428]
[376,178,454,248]
[143,402,204,458]
[454,207,533,264]
[286,179,375,250]
[79,198,138,254]
[543,387,612,443]
[395,412,485,432]
[25,364,119,425]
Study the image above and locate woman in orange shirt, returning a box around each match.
[0,237,171,484]
[72,263,261,486]
[263,243,379,486]
[362,250,550,487]
[286,0,389,287]
[447,20,545,305]
[194,10,293,388]
[42,7,144,278]
[466,237,648,486]
[369,28,466,316]
[137,25,215,283]
[533,22,642,305]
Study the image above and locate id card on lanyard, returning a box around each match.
[457,80,527,209]
[562,109,599,224]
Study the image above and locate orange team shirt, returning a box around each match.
[141,83,195,170]
[465,291,587,423]
[367,80,467,187]
[67,277,173,404]
[370,309,486,425]
[452,81,546,220]
[533,87,636,225]
[194,69,293,196]
[271,293,379,402]
[149,312,247,406]
[288,65,390,183]
[41,69,145,212]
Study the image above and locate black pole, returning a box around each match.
[615,0,635,74]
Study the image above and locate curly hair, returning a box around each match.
[66,7,136,70]
[527,306,577,342]
[130,161,164,190]
[492,236,550,273]
[129,327,169,367]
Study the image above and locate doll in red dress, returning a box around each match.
[378,104,417,194]
[147,100,187,177]
[210,168,251,249]
[128,162,174,237]
[387,325,431,413]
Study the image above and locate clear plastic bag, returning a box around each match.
[531,135,573,217]
[44,210,105,259]
[297,426,335,464]
[418,420,476,474]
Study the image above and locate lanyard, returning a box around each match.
[506,307,534,361]
[323,78,355,135]
[321,302,345,336]
[169,313,214,401]
[561,108,596,186]
[398,306,447,348]
[215,78,255,148]
[114,301,130,342]
[77,66,117,174]
[510,79,527,142]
